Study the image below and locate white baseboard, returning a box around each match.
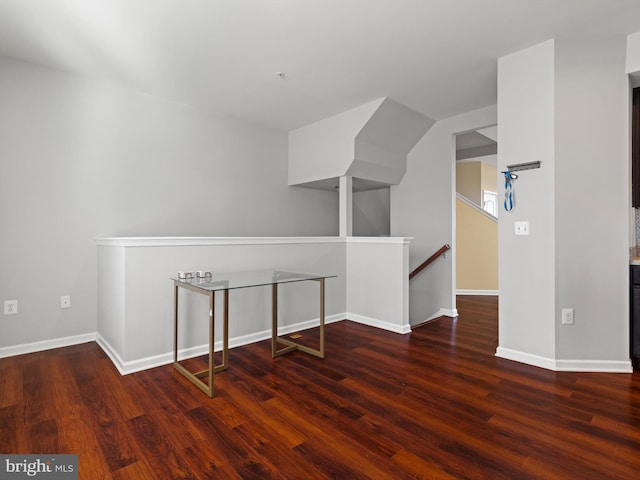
[496,346,633,373]
[495,346,556,370]
[97,313,346,375]
[456,289,499,296]
[0,332,97,359]
[346,312,412,334]
[554,359,633,373]
[438,308,458,319]
[410,308,459,328]
[96,335,134,375]
[414,308,458,325]
[97,334,205,376]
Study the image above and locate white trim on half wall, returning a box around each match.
[456,289,499,296]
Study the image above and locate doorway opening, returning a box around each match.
[454,126,499,296]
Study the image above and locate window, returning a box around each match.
[482,190,498,217]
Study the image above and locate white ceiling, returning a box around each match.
[1,0,640,131]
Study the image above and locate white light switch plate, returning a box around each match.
[515,221,530,235]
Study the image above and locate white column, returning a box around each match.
[339,175,353,237]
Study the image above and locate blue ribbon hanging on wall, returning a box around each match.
[502,171,517,211]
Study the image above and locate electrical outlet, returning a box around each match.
[61,295,71,309]
[561,308,574,325]
[4,300,18,315]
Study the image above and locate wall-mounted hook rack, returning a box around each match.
[506,161,541,173]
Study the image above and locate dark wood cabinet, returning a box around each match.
[630,265,640,369]
[633,88,640,207]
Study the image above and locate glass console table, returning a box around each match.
[171,270,336,397]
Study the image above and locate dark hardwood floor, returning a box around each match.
[2,295,640,479]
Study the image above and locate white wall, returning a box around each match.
[391,105,497,324]
[497,37,631,372]
[96,237,347,373]
[289,97,433,189]
[554,36,629,365]
[349,98,435,185]
[96,236,412,374]
[497,40,557,365]
[0,57,338,354]
[288,98,383,186]
[627,32,640,74]
[346,237,410,333]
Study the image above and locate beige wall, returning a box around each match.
[481,162,497,193]
[456,162,482,204]
[457,160,496,206]
[456,197,498,291]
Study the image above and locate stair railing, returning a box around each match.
[409,244,451,280]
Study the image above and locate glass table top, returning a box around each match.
[171,270,336,291]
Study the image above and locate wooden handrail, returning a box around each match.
[409,244,451,280]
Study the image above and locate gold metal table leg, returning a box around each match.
[173,282,229,397]
[272,278,326,359]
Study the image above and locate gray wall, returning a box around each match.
[0,57,338,350]
[353,188,390,237]
[554,35,629,362]
[497,40,557,362]
[497,36,630,369]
